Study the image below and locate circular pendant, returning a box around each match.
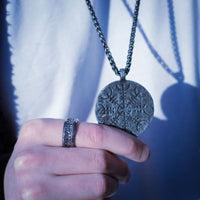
[95,80,154,136]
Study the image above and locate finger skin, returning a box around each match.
[17,119,151,162]
[12,146,130,183]
[76,122,151,162]
[45,147,130,183]
[5,118,151,199]
[14,168,118,200]
[5,146,120,200]
[49,174,118,200]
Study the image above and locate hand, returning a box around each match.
[4,119,150,200]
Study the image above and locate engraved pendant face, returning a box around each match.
[95,80,154,136]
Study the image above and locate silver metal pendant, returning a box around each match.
[95,80,154,136]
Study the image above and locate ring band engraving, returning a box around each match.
[62,118,79,147]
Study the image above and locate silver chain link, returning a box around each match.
[85,0,141,78]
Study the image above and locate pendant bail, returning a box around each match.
[119,68,126,81]
[173,71,184,83]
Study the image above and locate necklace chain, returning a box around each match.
[122,0,184,82]
[85,0,141,78]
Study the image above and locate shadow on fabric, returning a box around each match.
[113,83,200,200]
[67,0,110,121]
[113,1,200,199]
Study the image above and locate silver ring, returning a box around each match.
[62,118,79,147]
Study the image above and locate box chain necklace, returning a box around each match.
[85,0,154,136]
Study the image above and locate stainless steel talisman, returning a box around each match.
[85,0,154,136]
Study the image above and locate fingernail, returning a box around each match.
[141,145,151,161]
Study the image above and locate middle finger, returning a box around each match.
[22,146,131,183]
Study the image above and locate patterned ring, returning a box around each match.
[62,118,79,148]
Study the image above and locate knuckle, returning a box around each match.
[94,175,118,197]
[94,175,108,197]
[124,139,139,157]
[21,182,46,200]
[93,150,108,171]
[14,149,45,172]
[87,124,104,146]
[20,119,46,138]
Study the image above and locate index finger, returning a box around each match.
[76,122,150,162]
[18,119,150,162]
